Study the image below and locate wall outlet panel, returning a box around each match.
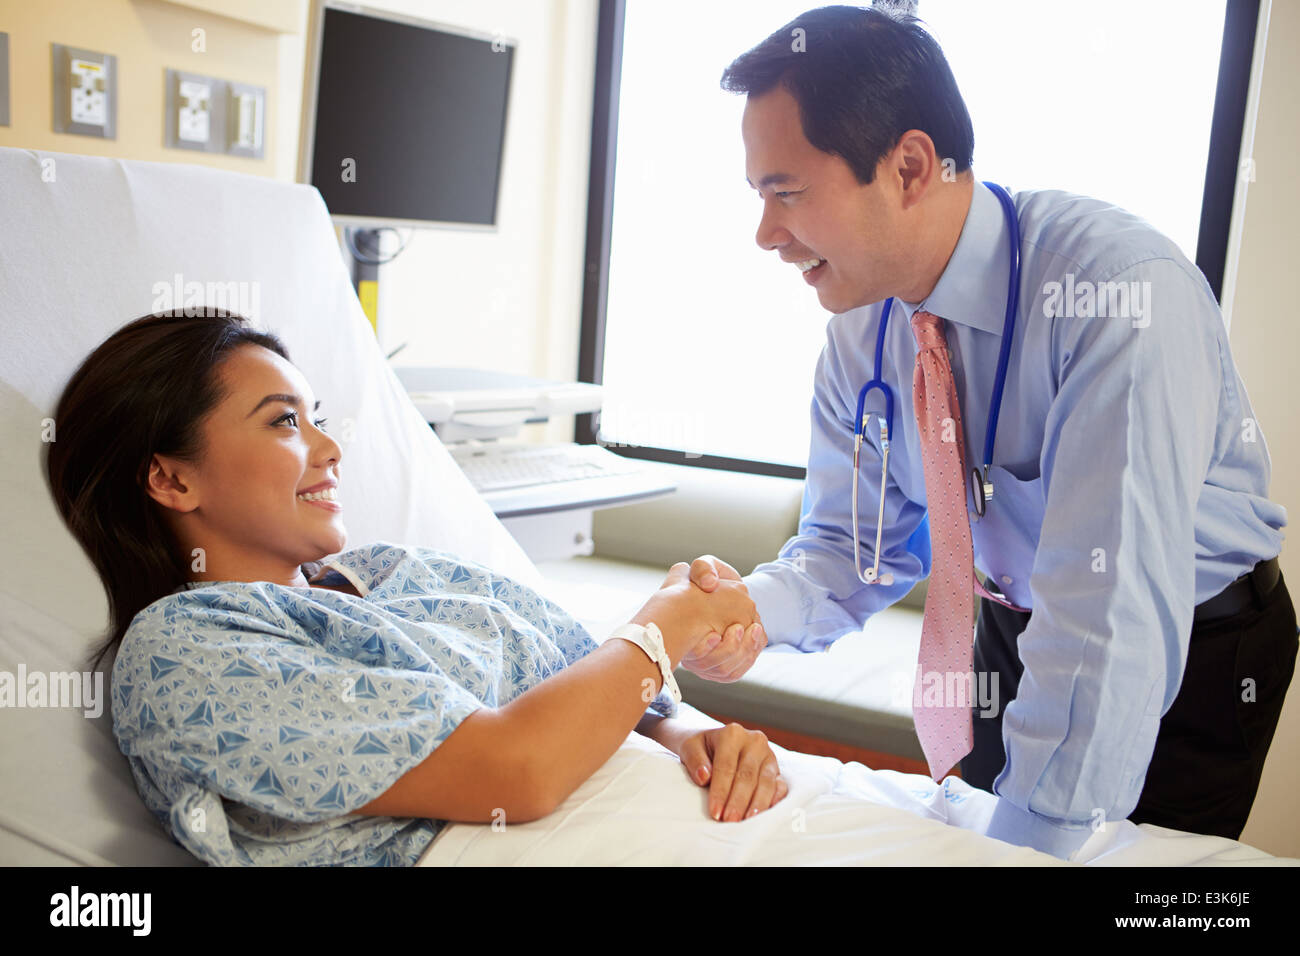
[52,43,116,138]
[163,71,264,158]
[225,80,266,158]
[0,34,10,128]
[165,68,226,153]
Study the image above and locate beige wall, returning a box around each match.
[0,0,307,180]
[1227,0,1300,859]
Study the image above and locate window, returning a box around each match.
[579,0,1255,475]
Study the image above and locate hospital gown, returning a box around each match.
[110,540,677,866]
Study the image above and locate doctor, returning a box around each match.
[680,5,1296,860]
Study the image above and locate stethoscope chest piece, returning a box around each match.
[970,465,994,518]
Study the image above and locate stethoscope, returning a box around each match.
[852,181,1021,587]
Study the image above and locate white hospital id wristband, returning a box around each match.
[608,621,681,704]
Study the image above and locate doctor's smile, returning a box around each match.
[794,256,827,281]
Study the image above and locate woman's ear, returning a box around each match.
[143,453,198,513]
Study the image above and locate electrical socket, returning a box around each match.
[166,69,224,152]
[52,43,116,138]
[178,79,211,143]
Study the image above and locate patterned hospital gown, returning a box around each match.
[111,540,677,866]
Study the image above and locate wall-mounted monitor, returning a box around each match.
[301,2,515,230]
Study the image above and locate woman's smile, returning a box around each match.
[297,486,342,512]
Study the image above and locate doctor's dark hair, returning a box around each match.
[720,4,974,184]
[44,311,294,673]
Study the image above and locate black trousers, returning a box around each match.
[960,569,1298,839]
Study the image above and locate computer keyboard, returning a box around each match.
[450,443,645,493]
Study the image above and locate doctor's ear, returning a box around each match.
[892,130,943,205]
[142,454,199,513]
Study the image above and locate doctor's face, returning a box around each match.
[742,85,905,314]
[146,344,347,582]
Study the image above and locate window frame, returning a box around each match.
[575,0,1261,479]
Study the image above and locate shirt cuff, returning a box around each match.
[743,570,808,651]
[983,795,1095,861]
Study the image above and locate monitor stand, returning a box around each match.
[348,227,383,334]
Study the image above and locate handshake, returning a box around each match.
[628,555,766,683]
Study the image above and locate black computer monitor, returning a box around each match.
[301,2,515,230]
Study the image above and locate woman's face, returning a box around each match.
[146,344,347,586]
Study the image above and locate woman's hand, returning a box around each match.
[629,562,758,666]
[677,723,789,822]
[682,556,767,682]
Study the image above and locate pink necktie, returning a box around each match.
[909,309,1004,782]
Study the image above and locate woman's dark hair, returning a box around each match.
[720,4,975,184]
[45,311,295,673]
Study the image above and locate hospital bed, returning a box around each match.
[0,146,1291,867]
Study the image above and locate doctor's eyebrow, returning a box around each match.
[748,173,799,189]
[247,394,321,418]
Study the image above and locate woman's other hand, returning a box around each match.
[681,555,767,682]
[677,723,788,822]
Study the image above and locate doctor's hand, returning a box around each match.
[680,556,766,682]
[676,723,789,822]
[628,562,757,668]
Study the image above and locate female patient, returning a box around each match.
[45,311,785,866]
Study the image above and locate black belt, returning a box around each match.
[1193,556,1281,624]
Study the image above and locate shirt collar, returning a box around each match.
[893,180,1012,337]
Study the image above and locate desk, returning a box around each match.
[486,467,677,518]
[485,458,676,562]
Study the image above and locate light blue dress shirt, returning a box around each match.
[744,180,1287,859]
[111,541,676,866]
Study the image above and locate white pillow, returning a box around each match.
[0,146,540,864]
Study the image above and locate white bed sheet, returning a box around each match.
[416,713,1293,867]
